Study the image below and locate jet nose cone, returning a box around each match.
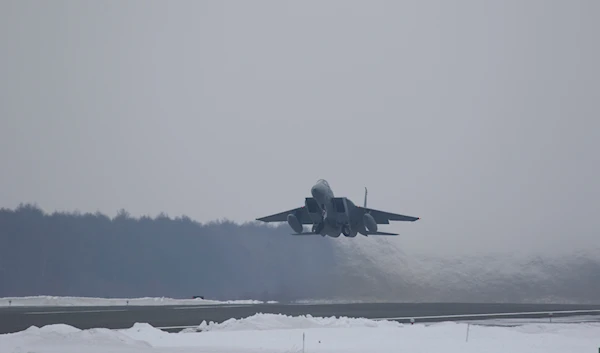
[311,185,322,200]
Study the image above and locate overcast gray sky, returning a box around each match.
[1,0,598,256]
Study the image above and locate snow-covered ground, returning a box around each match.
[2,313,599,353]
[463,314,600,326]
[0,296,276,307]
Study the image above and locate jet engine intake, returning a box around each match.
[287,214,303,233]
[363,213,377,233]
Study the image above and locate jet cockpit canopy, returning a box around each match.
[316,179,330,188]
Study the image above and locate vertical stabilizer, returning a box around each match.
[364,187,368,208]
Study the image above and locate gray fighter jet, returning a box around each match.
[256,179,419,237]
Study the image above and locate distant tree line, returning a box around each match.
[2,204,598,304]
[0,204,337,301]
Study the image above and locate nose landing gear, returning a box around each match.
[342,224,353,237]
[312,222,325,234]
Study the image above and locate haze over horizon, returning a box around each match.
[1,0,599,258]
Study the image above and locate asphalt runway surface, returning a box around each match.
[2,302,600,334]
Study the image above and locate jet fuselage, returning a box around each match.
[309,179,359,237]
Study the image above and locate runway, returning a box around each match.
[2,302,600,334]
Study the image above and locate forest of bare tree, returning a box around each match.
[2,204,599,304]
[0,204,336,301]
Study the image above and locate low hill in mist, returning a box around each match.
[1,204,599,304]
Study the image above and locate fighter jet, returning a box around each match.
[256,179,419,237]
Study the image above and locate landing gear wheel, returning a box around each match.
[342,225,351,237]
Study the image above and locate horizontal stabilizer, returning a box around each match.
[366,231,398,236]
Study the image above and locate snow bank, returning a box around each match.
[0,295,275,307]
[1,323,152,353]
[2,314,600,353]
[196,313,402,331]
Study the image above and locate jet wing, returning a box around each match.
[361,207,419,224]
[256,206,316,224]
